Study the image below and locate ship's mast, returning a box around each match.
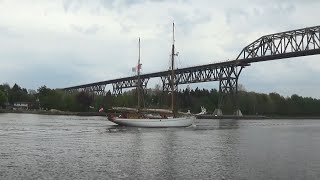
[137,38,141,110]
[171,22,176,114]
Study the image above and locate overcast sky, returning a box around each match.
[0,0,320,98]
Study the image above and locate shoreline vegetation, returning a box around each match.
[2,83,320,118]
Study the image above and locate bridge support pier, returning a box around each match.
[217,65,244,116]
[161,75,179,109]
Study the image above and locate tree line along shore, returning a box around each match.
[1,83,320,117]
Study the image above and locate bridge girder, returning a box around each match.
[66,84,106,95]
[237,25,320,62]
[112,78,149,95]
[160,65,244,90]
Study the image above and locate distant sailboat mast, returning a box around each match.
[137,37,141,110]
[171,22,176,113]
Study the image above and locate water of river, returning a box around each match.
[0,113,319,180]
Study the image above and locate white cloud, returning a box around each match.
[0,0,320,98]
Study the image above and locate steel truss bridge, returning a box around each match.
[63,25,320,111]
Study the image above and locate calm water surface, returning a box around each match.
[0,113,320,180]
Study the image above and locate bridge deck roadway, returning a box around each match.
[62,48,320,90]
[62,60,248,90]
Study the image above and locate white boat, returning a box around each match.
[112,107,138,112]
[108,116,194,128]
[107,23,194,128]
[196,106,207,115]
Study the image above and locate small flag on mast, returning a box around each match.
[138,63,142,70]
[132,64,142,72]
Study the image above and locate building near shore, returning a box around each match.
[13,102,31,110]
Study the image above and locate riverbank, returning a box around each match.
[0,109,107,116]
[196,114,268,119]
[196,114,320,119]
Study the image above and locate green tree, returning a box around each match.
[76,92,93,111]
[0,90,7,108]
[8,83,30,104]
[37,86,63,110]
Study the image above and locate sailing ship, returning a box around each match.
[107,23,195,127]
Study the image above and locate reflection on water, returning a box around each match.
[1,113,320,179]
